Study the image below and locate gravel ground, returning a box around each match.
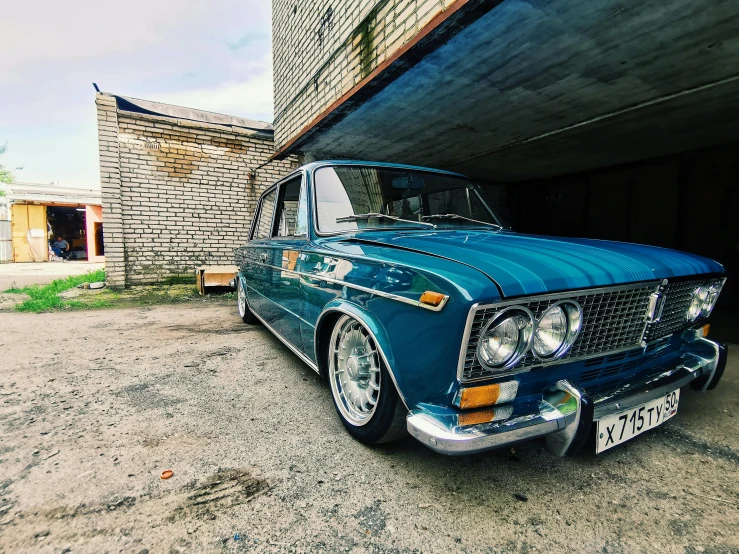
[1,303,737,553]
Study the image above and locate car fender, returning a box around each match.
[314,299,409,409]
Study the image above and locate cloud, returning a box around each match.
[0,0,273,185]
[224,31,269,52]
[152,66,274,123]
[0,0,209,82]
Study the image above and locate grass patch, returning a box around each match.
[69,284,234,310]
[5,270,235,313]
[10,269,107,312]
[76,284,200,308]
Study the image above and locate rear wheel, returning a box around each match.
[327,315,407,444]
[237,277,259,324]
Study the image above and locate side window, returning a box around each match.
[255,189,276,239]
[274,177,307,238]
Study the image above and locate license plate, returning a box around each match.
[596,389,680,453]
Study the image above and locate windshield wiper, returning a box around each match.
[422,214,502,229]
[336,213,435,228]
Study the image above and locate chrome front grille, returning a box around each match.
[459,276,723,383]
[643,277,725,341]
[461,282,660,382]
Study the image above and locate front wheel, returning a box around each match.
[237,277,259,324]
[328,315,407,444]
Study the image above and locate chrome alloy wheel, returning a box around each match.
[237,278,247,317]
[329,315,381,426]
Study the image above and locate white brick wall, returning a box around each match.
[96,93,296,287]
[273,0,458,150]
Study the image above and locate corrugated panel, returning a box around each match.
[0,241,12,262]
[0,221,10,241]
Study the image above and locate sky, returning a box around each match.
[0,0,273,188]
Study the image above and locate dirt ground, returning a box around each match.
[1,303,737,554]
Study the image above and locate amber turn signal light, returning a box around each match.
[419,291,445,307]
[457,405,514,426]
[454,381,518,410]
[458,408,498,426]
[701,324,710,337]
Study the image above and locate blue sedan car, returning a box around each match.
[235,161,727,456]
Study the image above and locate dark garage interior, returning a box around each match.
[481,142,739,342]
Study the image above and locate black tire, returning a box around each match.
[327,315,408,444]
[237,277,260,324]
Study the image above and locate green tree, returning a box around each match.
[0,143,21,196]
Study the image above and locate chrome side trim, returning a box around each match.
[249,259,449,312]
[456,281,661,383]
[314,306,410,410]
[246,286,320,375]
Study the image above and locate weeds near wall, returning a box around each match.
[7,270,107,312]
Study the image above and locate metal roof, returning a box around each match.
[106,93,274,135]
[6,182,102,206]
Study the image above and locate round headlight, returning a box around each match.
[477,307,534,369]
[533,301,582,359]
[687,287,709,321]
[534,305,566,357]
[704,284,722,314]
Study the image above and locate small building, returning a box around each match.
[0,182,104,263]
[95,92,297,287]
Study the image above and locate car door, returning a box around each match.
[244,186,277,320]
[262,175,309,348]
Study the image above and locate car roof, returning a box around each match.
[256,160,472,201]
[297,160,469,178]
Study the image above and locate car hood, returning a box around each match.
[348,230,723,297]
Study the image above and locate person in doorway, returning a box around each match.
[51,236,71,260]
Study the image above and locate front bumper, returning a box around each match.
[406,338,726,456]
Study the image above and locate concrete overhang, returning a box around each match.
[275,0,739,182]
[7,183,102,207]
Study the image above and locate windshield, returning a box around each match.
[314,165,503,233]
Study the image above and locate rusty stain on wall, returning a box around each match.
[123,128,252,180]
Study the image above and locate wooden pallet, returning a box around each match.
[195,265,238,295]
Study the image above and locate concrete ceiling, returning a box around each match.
[292,0,739,182]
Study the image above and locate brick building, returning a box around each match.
[271,0,739,315]
[96,92,296,287]
[272,0,450,151]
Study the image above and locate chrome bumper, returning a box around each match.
[407,338,725,456]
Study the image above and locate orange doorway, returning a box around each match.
[85,205,104,262]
